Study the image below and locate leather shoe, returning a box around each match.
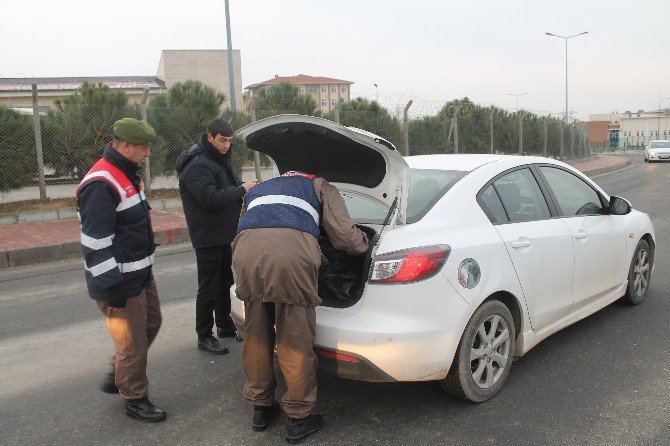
[217,319,237,338]
[100,369,118,394]
[252,401,281,432]
[124,396,167,423]
[197,336,229,355]
[285,414,324,444]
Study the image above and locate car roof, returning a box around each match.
[405,154,559,172]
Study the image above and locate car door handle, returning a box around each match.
[511,240,532,249]
[574,231,588,240]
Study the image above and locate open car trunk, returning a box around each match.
[235,115,409,308]
[318,225,378,308]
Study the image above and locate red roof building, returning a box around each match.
[245,74,353,113]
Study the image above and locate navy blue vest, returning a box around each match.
[238,175,321,238]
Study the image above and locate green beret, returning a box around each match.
[113,118,156,145]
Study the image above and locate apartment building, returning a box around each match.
[245,74,353,113]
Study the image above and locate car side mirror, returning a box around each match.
[609,196,631,215]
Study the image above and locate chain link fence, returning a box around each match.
[1,91,595,206]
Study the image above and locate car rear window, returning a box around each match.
[406,169,466,223]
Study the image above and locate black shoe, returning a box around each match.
[124,396,167,423]
[285,414,324,444]
[252,401,281,432]
[197,336,229,355]
[100,369,118,394]
[217,319,237,338]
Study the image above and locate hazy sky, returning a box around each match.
[3,0,669,119]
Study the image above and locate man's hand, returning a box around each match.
[107,296,127,309]
[242,179,260,192]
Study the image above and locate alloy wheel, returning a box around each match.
[469,315,511,389]
[633,248,650,296]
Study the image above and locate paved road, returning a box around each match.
[1,156,669,446]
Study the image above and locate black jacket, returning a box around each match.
[176,135,245,248]
[77,146,155,304]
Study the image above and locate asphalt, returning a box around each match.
[0,155,631,270]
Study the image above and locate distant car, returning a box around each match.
[230,115,656,402]
[644,140,670,162]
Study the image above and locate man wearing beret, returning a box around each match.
[176,118,258,355]
[77,117,167,422]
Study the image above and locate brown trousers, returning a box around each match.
[242,301,317,419]
[97,279,162,400]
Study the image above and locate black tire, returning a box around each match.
[440,300,515,402]
[620,239,652,305]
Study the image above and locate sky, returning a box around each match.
[2,0,669,120]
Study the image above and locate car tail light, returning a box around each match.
[370,245,450,283]
[314,348,360,363]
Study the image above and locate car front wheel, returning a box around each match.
[440,300,515,402]
[621,239,652,305]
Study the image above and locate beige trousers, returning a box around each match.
[242,301,317,419]
[97,279,162,400]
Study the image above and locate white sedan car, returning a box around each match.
[644,140,670,162]
[231,115,656,402]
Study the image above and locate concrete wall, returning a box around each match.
[157,50,243,110]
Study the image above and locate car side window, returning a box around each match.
[479,185,509,224]
[538,167,604,217]
[492,168,551,223]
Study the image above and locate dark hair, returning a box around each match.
[207,118,234,138]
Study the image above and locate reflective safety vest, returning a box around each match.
[76,156,155,300]
[237,174,321,238]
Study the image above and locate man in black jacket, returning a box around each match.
[77,118,166,422]
[177,118,258,355]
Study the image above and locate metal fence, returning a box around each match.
[1,92,595,205]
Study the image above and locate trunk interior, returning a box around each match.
[318,225,378,308]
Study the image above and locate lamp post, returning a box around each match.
[373,83,379,103]
[507,92,527,112]
[657,97,670,139]
[545,31,588,124]
[224,0,236,111]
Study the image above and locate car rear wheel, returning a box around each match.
[440,300,515,402]
[621,239,652,305]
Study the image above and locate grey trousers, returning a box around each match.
[242,301,317,419]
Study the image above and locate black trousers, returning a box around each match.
[195,243,234,338]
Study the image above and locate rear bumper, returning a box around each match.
[231,314,395,382]
[314,346,396,382]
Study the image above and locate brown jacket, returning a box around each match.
[232,177,369,307]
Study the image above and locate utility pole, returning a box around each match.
[225,0,237,111]
[31,84,47,201]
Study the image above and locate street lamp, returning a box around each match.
[224,0,236,111]
[657,97,670,139]
[507,92,527,112]
[373,83,379,103]
[545,31,588,124]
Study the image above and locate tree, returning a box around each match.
[0,107,36,191]
[42,82,136,177]
[253,82,319,118]
[325,98,403,148]
[148,80,226,174]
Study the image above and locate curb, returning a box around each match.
[580,159,631,178]
[0,227,190,271]
[0,198,181,227]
